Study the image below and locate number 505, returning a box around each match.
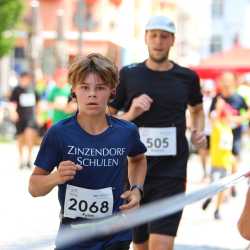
[146,137,168,148]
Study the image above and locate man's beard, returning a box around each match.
[149,53,168,64]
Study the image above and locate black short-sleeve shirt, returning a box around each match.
[110,61,202,130]
[9,85,39,121]
[109,61,202,178]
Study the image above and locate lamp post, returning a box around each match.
[74,0,85,56]
[55,9,67,68]
[28,0,43,83]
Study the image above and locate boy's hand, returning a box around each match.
[119,189,141,211]
[55,160,82,184]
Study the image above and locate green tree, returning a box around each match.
[0,0,23,58]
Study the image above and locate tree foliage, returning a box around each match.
[0,0,24,58]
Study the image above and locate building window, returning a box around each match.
[212,0,224,18]
[210,35,222,53]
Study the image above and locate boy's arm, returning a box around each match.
[127,153,147,187]
[29,167,59,197]
[119,153,147,211]
[238,187,250,240]
[29,161,82,197]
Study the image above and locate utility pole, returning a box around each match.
[55,9,67,68]
[28,0,43,84]
[74,0,85,56]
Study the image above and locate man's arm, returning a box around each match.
[108,94,153,121]
[238,187,250,240]
[188,103,206,149]
[107,106,136,121]
[188,103,204,132]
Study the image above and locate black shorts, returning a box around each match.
[133,176,186,244]
[55,241,130,250]
[15,119,38,135]
[232,131,242,156]
[206,135,210,150]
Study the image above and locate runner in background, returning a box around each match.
[47,68,76,125]
[9,72,39,169]
[29,53,147,250]
[210,72,249,197]
[202,97,234,219]
[237,73,250,147]
[198,79,216,181]
[108,15,206,250]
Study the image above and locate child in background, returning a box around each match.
[202,97,234,219]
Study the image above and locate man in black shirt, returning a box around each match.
[9,72,39,169]
[109,16,206,250]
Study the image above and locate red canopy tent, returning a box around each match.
[190,46,250,80]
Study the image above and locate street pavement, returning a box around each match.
[0,140,249,250]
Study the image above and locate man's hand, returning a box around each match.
[55,160,82,184]
[191,129,207,150]
[128,94,153,120]
[119,189,141,211]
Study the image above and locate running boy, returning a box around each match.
[29,53,147,250]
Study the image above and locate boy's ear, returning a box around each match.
[71,90,76,98]
[110,89,116,99]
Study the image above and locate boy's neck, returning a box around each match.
[77,112,109,135]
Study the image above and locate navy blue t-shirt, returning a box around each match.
[34,115,146,249]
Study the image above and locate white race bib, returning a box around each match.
[19,93,36,107]
[219,132,233,150]
[64,185,113,219]
[139,127,177,156]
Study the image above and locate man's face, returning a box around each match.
[20,75,31,87]
[145,30,175,63]
[219,73,236,97]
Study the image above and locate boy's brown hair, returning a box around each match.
[68,53,118,89]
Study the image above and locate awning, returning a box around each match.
[190,46,250,79]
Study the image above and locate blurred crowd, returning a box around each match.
[0,68,77,169]
[196,72,250,220]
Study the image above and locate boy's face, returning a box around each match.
[72,73,113,116]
